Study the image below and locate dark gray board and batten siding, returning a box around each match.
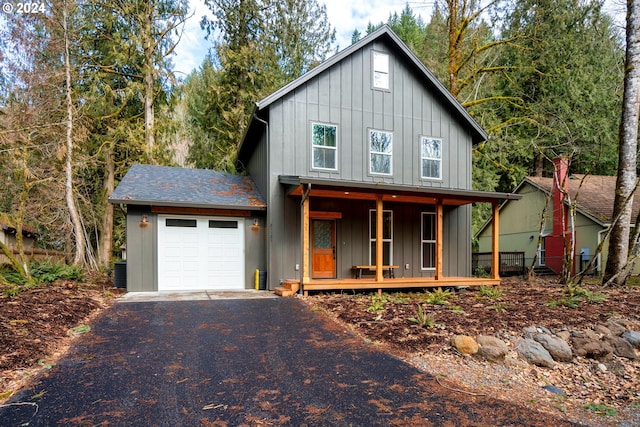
[243,36,476,288]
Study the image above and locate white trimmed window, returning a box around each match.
[369,210,393,265]
[421,137,442,179]
[369,130,392,175]
[421,211,436,270]
[372,51,389,90]
[311,123,338,170]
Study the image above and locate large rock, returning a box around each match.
[515,339,555,368]
[623,330,640,349]
[605,336,637,359]
[451,335,479,355]
[571,337,613,360]
[534,333,573,362]
[476,335,509,362]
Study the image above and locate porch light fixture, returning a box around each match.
[529,235,534,241]
[252,219,260,231]
[139,215,149,228]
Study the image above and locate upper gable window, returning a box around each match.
[312,123,338,170]
[370,130,392,175]
[372,51,389,90]
[421,137,442,180]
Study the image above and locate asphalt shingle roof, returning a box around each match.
[526,175,640,224]
[109,164,266,210]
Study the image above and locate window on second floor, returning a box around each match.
[312,123,337,170]
[370,130,392,175]
[421,137,442,179]
[372,51,389,90]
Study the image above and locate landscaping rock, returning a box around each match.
[534,333,573,362]
[515,338,555,368]
[595,324,612,336]
[556,330,571,342]
[542,385,567,396]
[476,335,509,362]
[607,320,627,336]
[605,336,637,360]
[451,335,478,355]
[571,337,613,360]
[623,330,640,348]
[522,326,538,338]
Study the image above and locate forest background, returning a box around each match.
[0,0,631,284]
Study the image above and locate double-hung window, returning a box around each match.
[369,130,392,175]
[369,210,393,265]
[421,210,436,270]
[311,123,337,170]
[421,137,442,179]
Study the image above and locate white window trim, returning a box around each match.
[369,129,393,176]
[369,209,393,265]
[372,51,390,90]
[311,122,338,171]
[421,211,436,270]
[420,136,443,180]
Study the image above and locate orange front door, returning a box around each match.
[311,220,336,278]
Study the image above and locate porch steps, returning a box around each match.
[532,266,557,276]
[274,280,300,297]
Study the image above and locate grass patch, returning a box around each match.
[583,403,617,416]
[545,284,608,308]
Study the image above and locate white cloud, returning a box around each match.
[171,0,214,77]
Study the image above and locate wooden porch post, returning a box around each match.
[491,201,500,280]
[435,200,443,280]
[302,190,310,288]
[375,195,384,289]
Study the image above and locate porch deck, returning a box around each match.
[302,276,500,296]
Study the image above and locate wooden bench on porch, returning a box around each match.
[352,265,399,279]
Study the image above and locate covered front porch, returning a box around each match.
[281,176,520,296]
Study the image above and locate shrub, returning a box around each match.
[30,261,85,283]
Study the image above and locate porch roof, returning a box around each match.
[279,176,522,205]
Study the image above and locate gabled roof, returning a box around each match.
[238,25,487,163]
[109,164,266,210]
[525,175,640,226]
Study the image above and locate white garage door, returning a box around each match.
[157,215,245,291]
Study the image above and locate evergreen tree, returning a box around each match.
[187,0,335,171]
[492,0,623,181]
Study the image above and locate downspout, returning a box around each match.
[300,183,311,294]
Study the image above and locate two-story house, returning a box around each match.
[110,26,520,293]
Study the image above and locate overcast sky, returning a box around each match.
[172,0,627,78]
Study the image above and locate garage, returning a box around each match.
[157,215,245,291]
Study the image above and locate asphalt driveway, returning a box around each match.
[1,297,580,426]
